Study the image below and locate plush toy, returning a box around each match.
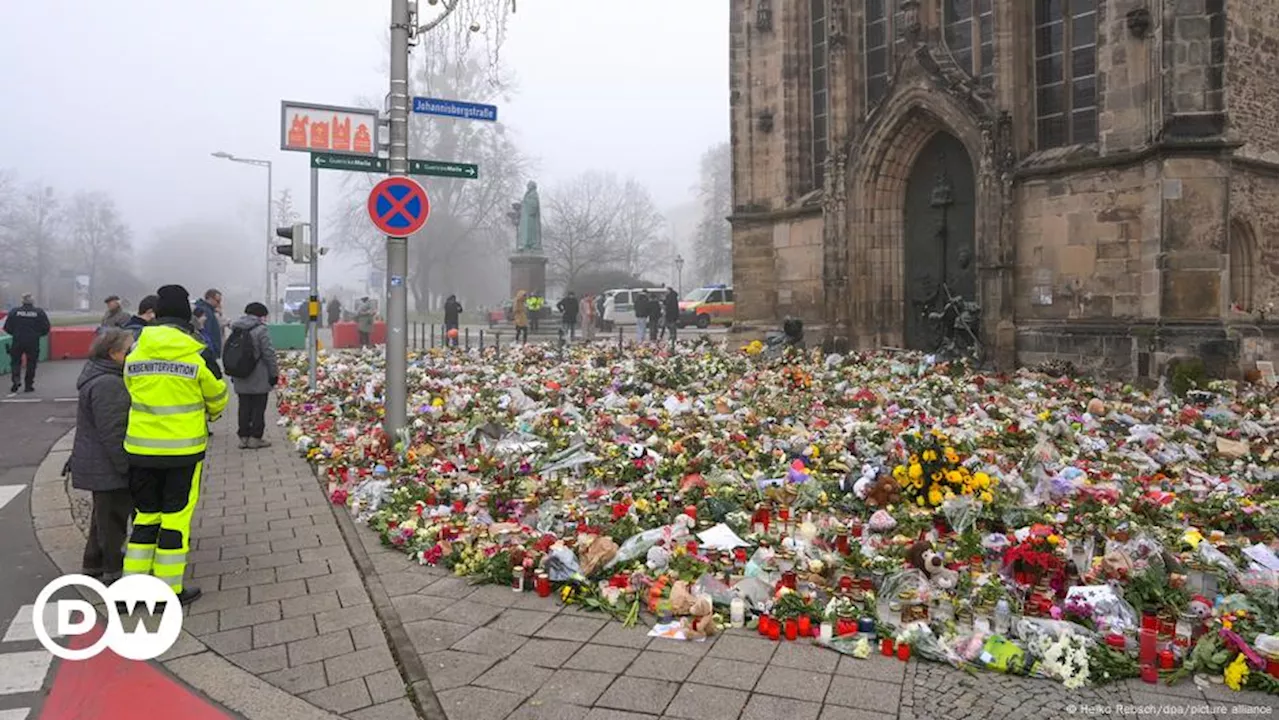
[1100,549,1134,580]
[646,542,671,572]
[908,540,959,591]
[669,580,696,616]
[867,509,897,534]
[578,535,619,577]
[683,595,719,639]
[863,471,902,507]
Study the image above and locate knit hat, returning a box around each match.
[244,302,269,318]
[155,285,192,321]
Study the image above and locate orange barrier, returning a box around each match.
[49,327,97,360]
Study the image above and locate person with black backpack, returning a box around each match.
[222,302,278,449]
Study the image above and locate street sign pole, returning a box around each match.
[385,0,410,436]
[308,167,320,392]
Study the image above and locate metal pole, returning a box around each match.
[384,0,410,435]
[308,167,319,391]
[266,162,274,319]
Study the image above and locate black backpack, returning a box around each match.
[222,326,258,378]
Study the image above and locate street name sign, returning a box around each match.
[411,97,498,122]
[281,101,379,157]
[311,153,477,180]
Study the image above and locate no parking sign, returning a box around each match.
[367,177,430,237]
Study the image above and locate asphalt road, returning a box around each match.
[0,361,82,719]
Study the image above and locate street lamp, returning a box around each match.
[211,151,274,315]
[674,254,685,295]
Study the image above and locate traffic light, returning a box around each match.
[275,223,307,263]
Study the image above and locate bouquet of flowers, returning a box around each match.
[891,430,993,508]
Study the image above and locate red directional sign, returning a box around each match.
[367,176,430,237]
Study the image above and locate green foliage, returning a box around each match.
[1169,357,1207,397]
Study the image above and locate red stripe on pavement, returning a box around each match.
[41,623,230,720]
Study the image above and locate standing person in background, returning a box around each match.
[70,327,134,584]
[225,303,278,450]
[355,296,376,347]
[191,307,224,379]
[579,293,597,342]
[123,284,228,605]
[633,290,650,343]
[646,290,663,342]
[513,290,529,345]
[443,294,463,347]
[663,286,680,345]
[122,295,158,340]
[101,295,130,329]
[193,289,223,369]
[557,291,579,342]
[326,297,342,328]
[4,293,50,393]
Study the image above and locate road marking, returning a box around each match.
[0,486,25,513]
[0,650,53,695]
[0,709,30,720]
[3,605,61,644]
[0,399,40,404]
[52,398,76,403]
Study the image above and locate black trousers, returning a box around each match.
[9,344,37,388]
[648,317,660,341]
[82,488,132,580]
[515,326,528,343]
[238,393,269,439]
[358,330,371,347]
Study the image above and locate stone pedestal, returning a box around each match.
[509,252,548,300]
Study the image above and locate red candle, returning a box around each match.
[798,616,812,637]
[683,505,697,520]
[838,576,854,594]
[1267,657,1278,679]
[1140,664,1158,684]
[1141,613,1159,631]
[1159,650,1175,670]
[1139,629,1158,664]
[835,529,850,555]
[781,571,797,590]
[837,618,857,636]
[452,499,466,513]
[686,540,699,555]
[897,643,911,661]
[758,615,771,636]
[535,573,551,598]
[880,638,894,656]
[768,620,781,641]
[784,619,798,641]
[1159,618,1176,638]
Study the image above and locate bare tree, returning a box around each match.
[613,179,667,278]
[543,171,628,289]
[693,142,732,285]
[67,192,132,302]
[0,182,61,305]
[274,189,300,227]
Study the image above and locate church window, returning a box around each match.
[1229,222,1255,312]
[811,0,828,187]
[865,0,892,107]
[943,0,995,86]
[1034,0,1098,148]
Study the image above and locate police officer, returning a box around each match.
[3,293,50,393]
[122,285,228,605]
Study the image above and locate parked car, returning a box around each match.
[678,284,734,328]
[599,287,663,330]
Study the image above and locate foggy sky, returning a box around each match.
[0,0,728,289]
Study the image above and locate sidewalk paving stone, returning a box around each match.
[663,683,748,720]
[419,651,498,690]
[529,668,616,707]
[451,626,528,657]
[687,657,765,691]
[472,659,554,698]
[824,677,902,714]
[436,686,523,720]
[534,615,608,642]
[563,644,641,675]
[508,638,584,668]
[624,651,699,682]
[740,694,821,720]
[753,665,831,703]
[489,608,556,636]
[595,677,678,715]
[508,700,590,720]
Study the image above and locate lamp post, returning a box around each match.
[674,254,685,295]
[211,151,274,315]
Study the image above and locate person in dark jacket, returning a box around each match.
[101,295,130,329]
[443,295,463,347]
[228,303,279,449]
[646,290,663,342]
[633,291,650,343]
[193,288,223,356]
[4,293,50,393]
[663,287,680,344]
[70,327,135,583]
[557,291,579,342]
[326,298,342,327]
[122,295,158,340]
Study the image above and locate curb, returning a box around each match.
[320,482,446,720]
[31,429,343,720]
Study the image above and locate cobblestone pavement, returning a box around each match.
[64,402,413,720]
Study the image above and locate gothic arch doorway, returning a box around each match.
[902,132,977,352]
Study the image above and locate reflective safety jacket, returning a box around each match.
[123,323,228,463]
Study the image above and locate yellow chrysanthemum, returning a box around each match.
[909,464,923,480]
[922,449,937,462]
[946,470,963,485]
[979,491,993,503]
[1224,653,1249,691]
[974,472,991,489]
[928,486,943,506]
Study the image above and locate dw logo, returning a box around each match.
[32,575,183,661]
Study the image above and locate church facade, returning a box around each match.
[729,0,1278,376]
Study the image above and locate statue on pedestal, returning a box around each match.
[509,181,542,253]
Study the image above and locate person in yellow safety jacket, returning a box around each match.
[122,285,228,605]
[526,295,544,333]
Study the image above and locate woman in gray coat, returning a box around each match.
[229,302,279,449]
[69,328,135,583]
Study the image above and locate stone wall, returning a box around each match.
[1230,167,1280,314]
[731,220,778,327]
[1226,0,1280,161]
[1160,157,1231,319]
[1013,161,1162,322]
[1161,0,1227,138]
[772,214,825,322]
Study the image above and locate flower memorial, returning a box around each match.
[276,342,1279,693]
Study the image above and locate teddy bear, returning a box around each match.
[908,539,958,591]
[863,471,902,507]
[669,580,696,616]
[683,594,719,639]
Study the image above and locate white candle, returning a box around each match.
[729,598,745,628]
[819,622,833,644]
